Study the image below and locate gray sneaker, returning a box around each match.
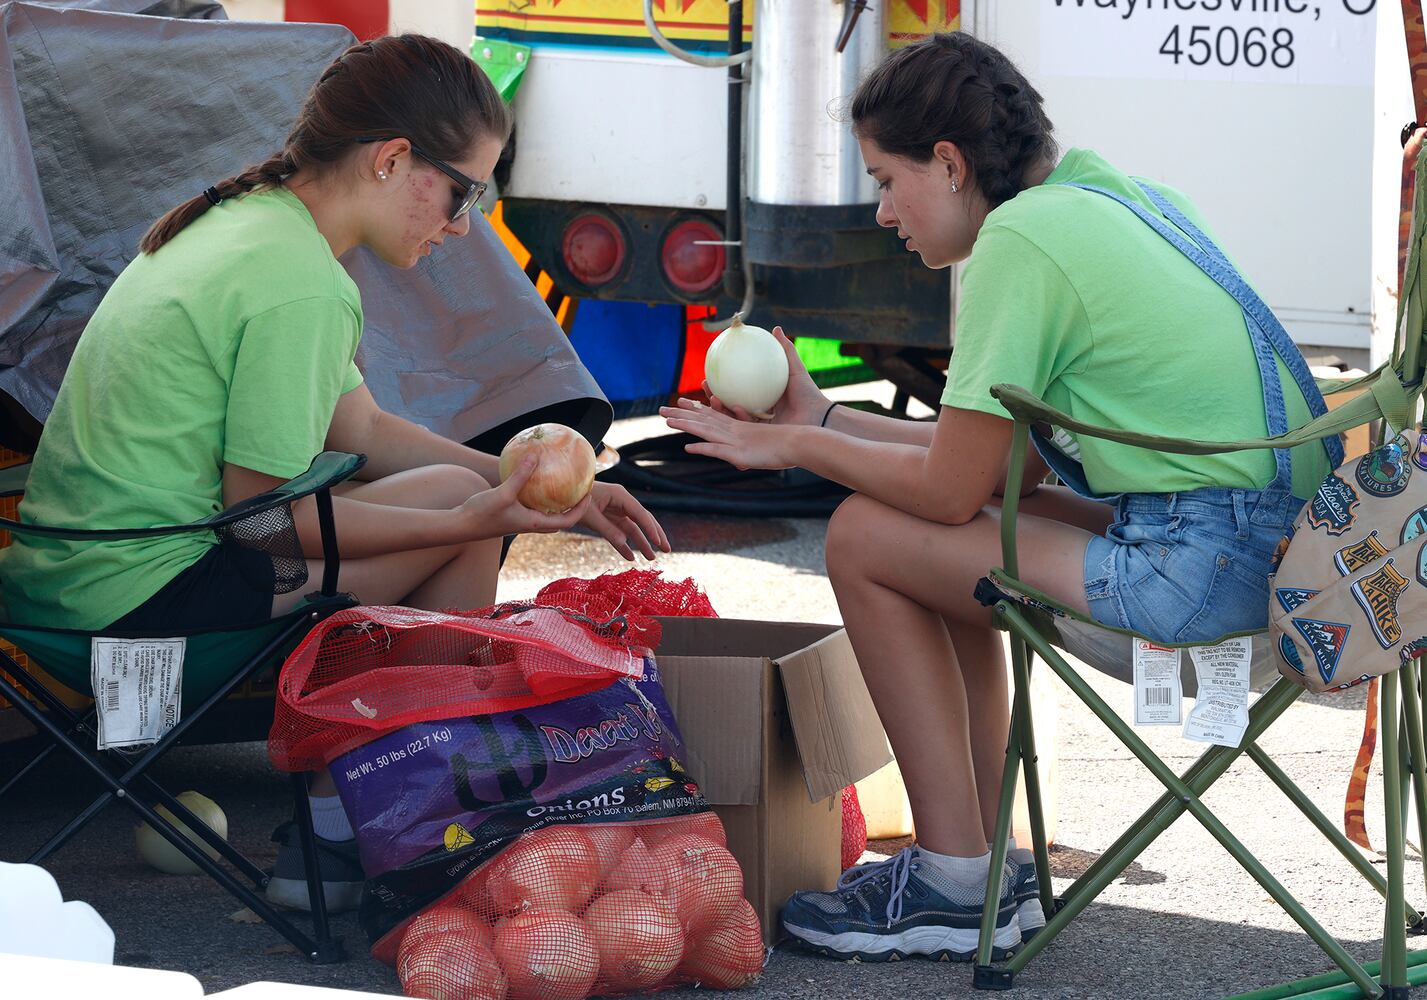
[263,820,364,914]
[1008,848,1048,939]
[780,847,1021,962]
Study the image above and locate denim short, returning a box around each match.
[1083,487,1302,645]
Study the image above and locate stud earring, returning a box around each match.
[377,170,388,180]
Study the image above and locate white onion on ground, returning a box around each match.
[134,791,227,875]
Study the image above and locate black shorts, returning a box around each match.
[108,541,276,632]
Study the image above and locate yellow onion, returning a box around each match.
[703,314,790,418]
[498,424,597,514]
[134,790,227,875]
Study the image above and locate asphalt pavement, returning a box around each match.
[0,393,1414,999]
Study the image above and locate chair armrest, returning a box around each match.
[991,373,1407,458]
[1,451,367,541]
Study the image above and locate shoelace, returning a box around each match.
[836,846,914,927]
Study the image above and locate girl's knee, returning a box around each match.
[418,464,491,505]
[826,493,881,579]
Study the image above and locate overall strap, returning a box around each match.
[1059,182,1343,495]
[1133,181,1344,470]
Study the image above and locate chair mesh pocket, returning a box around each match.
[217,498,308,596]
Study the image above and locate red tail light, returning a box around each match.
[561,213,627,288]
[660,218,725,296]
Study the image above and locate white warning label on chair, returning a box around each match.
[1134,640,1182,725]
[1183,637,1252,748]
[90,638,185,750]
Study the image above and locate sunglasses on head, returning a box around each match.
[355,136,486,221]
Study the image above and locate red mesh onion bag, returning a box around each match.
[841,785,867,871]
[270,574,765,997]
[386,813,766,999]
[268,604,648,771]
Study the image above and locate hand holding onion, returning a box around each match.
[701,318,831,427]
[461,442,593,540]
[703,314,789,419]
[486,423,673,560]
[660,396,797,473]
[499,423,597,513]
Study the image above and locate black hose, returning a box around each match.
[599,433,850,517]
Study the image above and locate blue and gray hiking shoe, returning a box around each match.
[264,821,365,914]
[780,847,1021,962]
[1007,848,1047,939]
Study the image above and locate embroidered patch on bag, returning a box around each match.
[1307,473,1360,535]
[1355,443,1412,498]
[1291,618,1351,684]
[1400,637,1427,665]
[1334,531,1390,576]
[1414,434,1427,471]
[1402,505,1427,544]
[1329,673,1374,692]
[1279,634,1307,675]
[1275,588,1319,613]
[1350,560,1410,648]
[1418,540,1427,587]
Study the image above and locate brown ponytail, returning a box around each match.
[139,34,512,254]
[851,33,1057,209]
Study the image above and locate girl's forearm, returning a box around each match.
[784,426,964,523]
[290,493,471,558]
[823,403,936,447]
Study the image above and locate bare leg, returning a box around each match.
[944,620,1010,843]
[273,464,503,614]
[826,492,1106,857]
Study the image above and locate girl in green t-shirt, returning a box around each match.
[7,34,669,914]
[663,32,1338,963]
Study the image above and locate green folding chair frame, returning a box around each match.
[967,144,1427,1000]
[0,450,365,963]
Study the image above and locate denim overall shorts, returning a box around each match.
[1036,182,1344,645]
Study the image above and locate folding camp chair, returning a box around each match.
[0,450,364,963]
[964,129,1427,997]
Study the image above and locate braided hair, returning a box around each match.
[850,33,1056,209]
[139,34,511,254]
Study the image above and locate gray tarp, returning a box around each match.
[0,1,610,448]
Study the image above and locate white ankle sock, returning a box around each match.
[308,794,355,842]
[916,846,992,887]
[991,840,1035,865]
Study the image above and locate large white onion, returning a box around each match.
[703,314,790,418]
[134,790,227,875]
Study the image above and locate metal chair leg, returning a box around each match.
[291,773,342,963]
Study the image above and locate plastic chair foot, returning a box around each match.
[973,965,1016,991]
[304,939,347,965]
[1379,987,1410,1000]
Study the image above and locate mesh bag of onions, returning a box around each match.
[267,575,765,999]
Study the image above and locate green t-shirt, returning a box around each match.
[0,187,364,629]
[942,148,1331,501]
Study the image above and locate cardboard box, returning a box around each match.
[653,617,892,944]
